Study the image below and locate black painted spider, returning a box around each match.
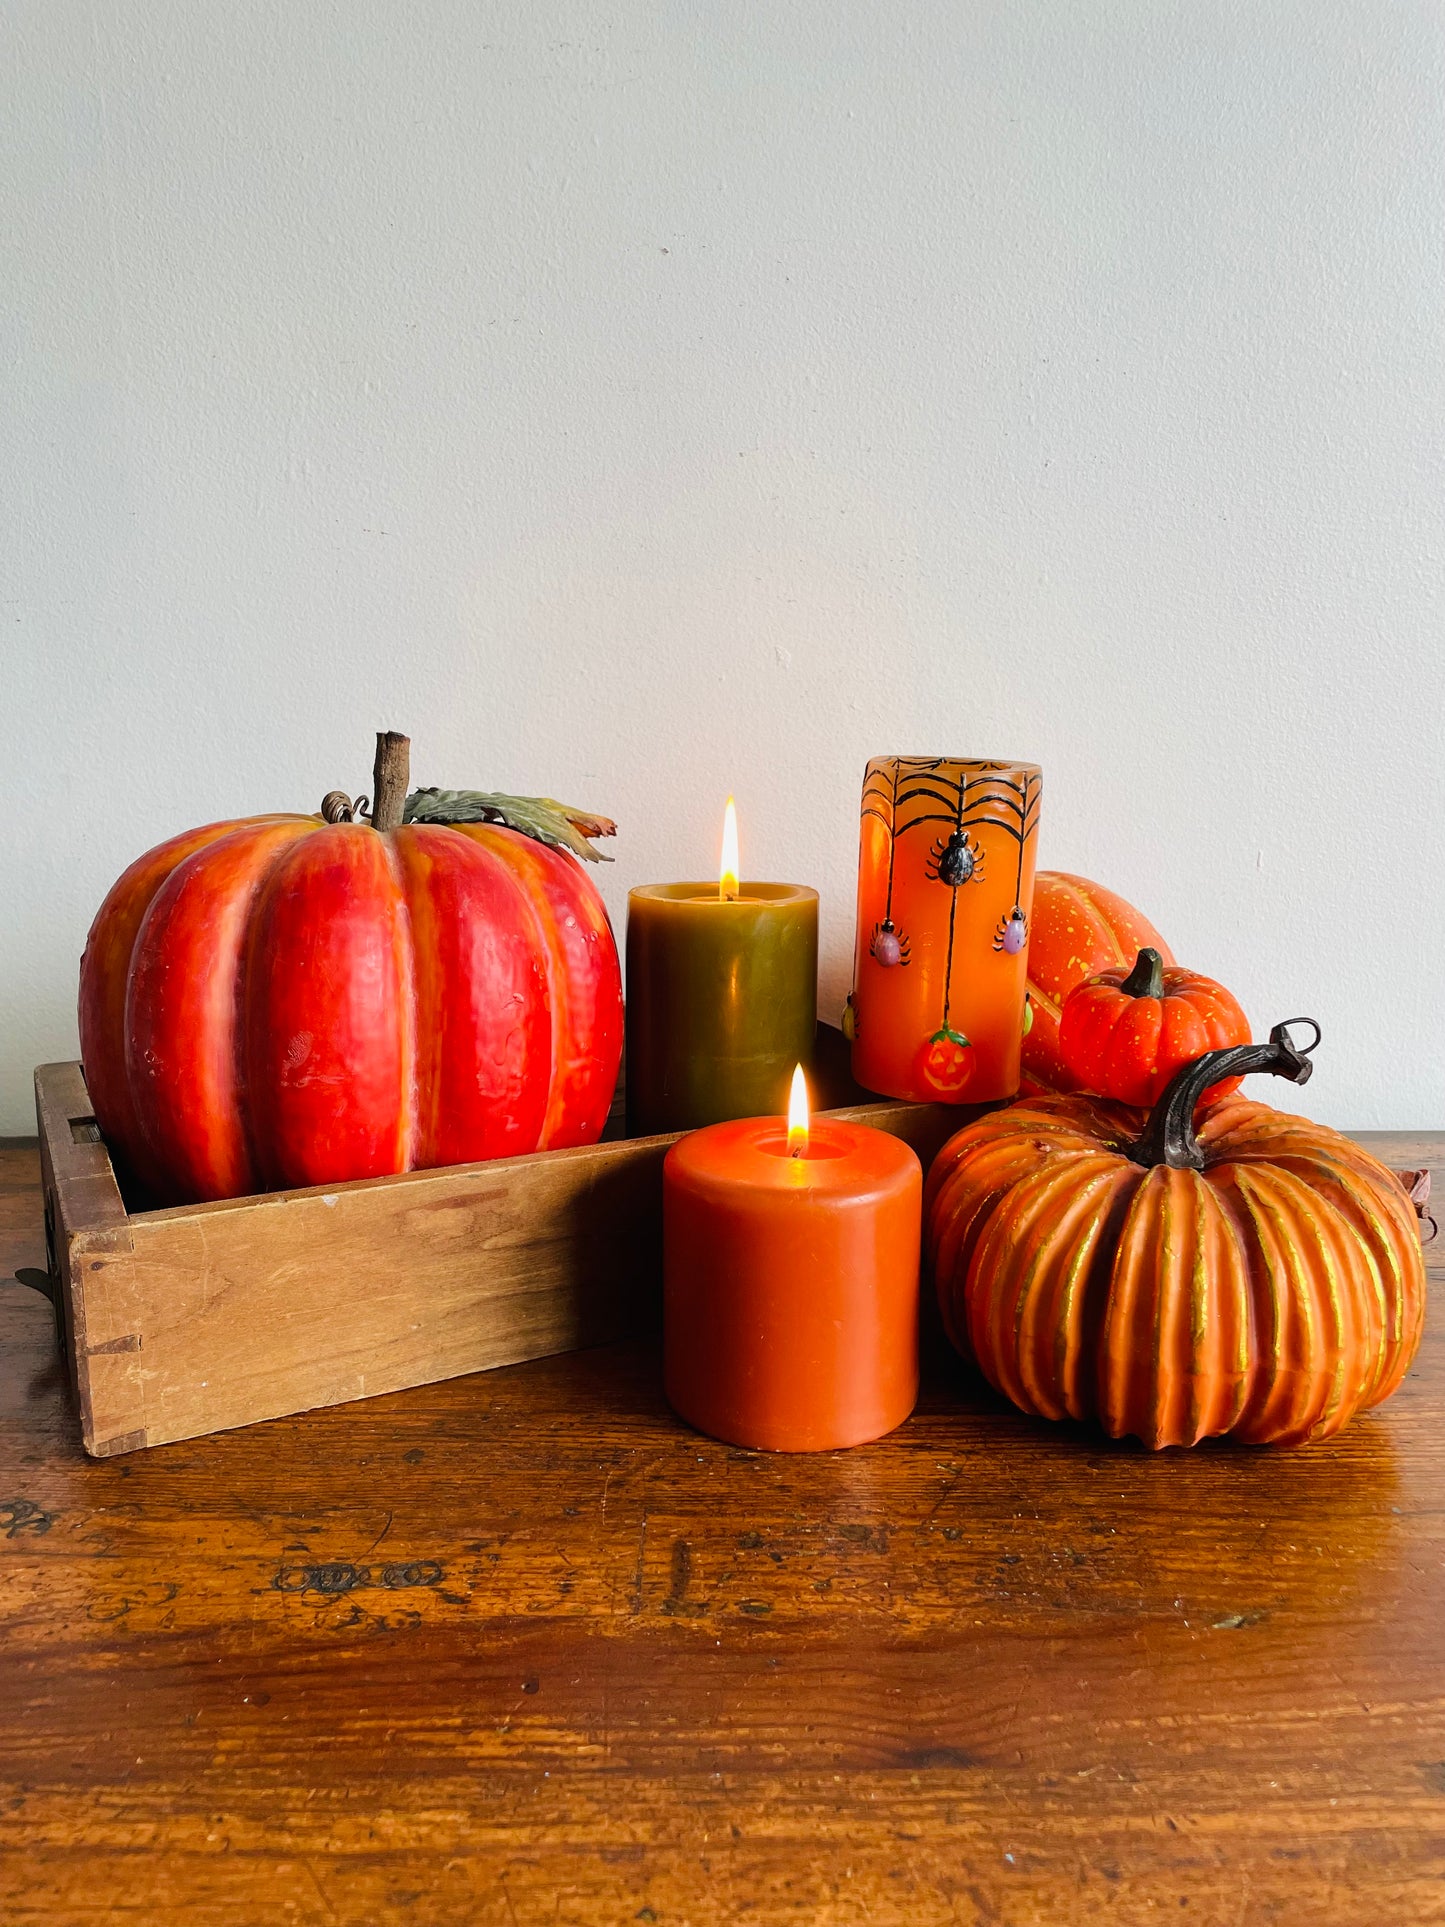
[926,829,984,888]
[869,917,911,967]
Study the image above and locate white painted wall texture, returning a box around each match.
[4,2,1443,1134]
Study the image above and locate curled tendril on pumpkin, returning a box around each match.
[321,792,372,824]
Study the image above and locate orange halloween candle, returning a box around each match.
[663,1068,922,1452]
[847,756,1042,1104]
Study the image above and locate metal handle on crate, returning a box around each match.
[2,1268,65,1376]
[6,1182,66,1357]
[3,1266,66,1362]
[7,1268,58,1309]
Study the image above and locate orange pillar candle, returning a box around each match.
[848,756,1042,1104]
[663,1070,922,1452]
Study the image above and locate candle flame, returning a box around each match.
[719,795,739,902]
[787,1063,809,1158]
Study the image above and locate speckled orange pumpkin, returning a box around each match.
[926,1023,1427,1448]
[1021,872,1175,1096]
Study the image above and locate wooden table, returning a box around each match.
[2,1133,1442,1925]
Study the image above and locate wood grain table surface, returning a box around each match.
[1,1131,1442,1926]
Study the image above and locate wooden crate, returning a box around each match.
[33,1049,962,1458]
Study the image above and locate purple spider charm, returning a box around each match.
[869,918,911,967]
[994,907,1028,955]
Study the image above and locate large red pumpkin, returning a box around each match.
[1021,872,1174,1095]
[79,736,623,1205]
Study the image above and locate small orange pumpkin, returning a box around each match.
[1021,872,1175,1096]
[1059,946,1250,1106]
[926,1022,1427,1448]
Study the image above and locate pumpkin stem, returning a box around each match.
[1119,947,1166,999]
[372,731,411,832]
[1129,1019,1321,1172]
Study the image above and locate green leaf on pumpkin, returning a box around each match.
[403,788,617,862]
[928,1024,972,1048]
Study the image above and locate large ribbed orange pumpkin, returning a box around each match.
[926,1022,1427,1448]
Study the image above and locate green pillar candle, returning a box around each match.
[626,883,819,1136]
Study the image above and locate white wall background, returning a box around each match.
[4,0,1443,1135]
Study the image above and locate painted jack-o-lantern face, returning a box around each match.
[918,1025,974,1096]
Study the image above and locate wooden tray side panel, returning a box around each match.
[33,1063,144,1454]
[104,1140,667,1451]
[36,1063,963,1457]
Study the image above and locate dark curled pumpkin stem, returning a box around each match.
[1129,1019,1321,1172]
[1119,947,1166,999]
